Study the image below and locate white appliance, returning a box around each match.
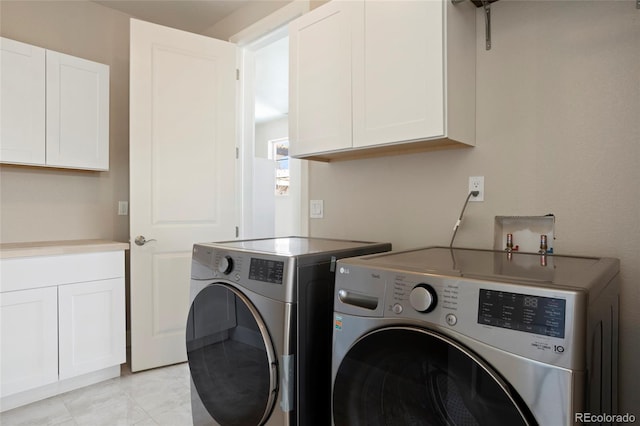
[331,247,619,425]
[187,237,391,425]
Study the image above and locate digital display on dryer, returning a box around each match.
[249,258,284,284]
[478,289,566,338]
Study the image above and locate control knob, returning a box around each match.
[409,283,438,313]
[218,255,234,275]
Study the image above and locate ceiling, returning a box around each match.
[93,0,252,34]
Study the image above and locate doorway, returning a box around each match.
[231,2,309,240]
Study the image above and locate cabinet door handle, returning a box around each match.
[134,235,157,246]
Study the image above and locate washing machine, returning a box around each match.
[331,247,619,426]
[187,237,391,426]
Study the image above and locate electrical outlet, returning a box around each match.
[468,176,484,202]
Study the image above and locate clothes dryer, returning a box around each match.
[331,247,619,426]
[187,237,391,426]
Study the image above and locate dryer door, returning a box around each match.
[333,327,536,426]
[186,283,278,425]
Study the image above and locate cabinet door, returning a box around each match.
[0,37,46,165]
[58,278,125,380]
[353,0,444,148]
[289,1,362,157]
[46,50,109,170]
[0,287,58,397]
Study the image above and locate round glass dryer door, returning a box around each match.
[333,327,535,426]
[186,283,277,426]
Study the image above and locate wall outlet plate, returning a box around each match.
[469,176,484,202]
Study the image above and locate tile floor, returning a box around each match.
[0,363,192,426]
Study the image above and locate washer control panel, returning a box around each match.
[334,262,578,368]
[408,284,438,313]
[390,274,460,325]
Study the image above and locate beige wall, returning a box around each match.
[0,0,131,243]
[308,0,640,413]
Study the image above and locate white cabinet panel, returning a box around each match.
[0,37,46,165]
[58,278,125,380]
[289,1,361,157]
[0,287,58,397]
[0,251,124,293]
[46,51,110,170]
[353,0,444,147]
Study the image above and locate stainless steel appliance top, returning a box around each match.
[201,236,388,258]
[342,246,618,291]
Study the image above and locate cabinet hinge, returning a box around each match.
[236,69,240,80]
[235,226,239,238]
[236,147,239,159]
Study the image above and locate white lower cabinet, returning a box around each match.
[0,249,126,411]
[58,278,126,380]
[0,287,58,397]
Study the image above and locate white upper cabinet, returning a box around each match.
[353,0,444,148]
[0,37,109,170]
[0,38,46,165]
[289,1,360,157]
[289,0,476,161]
[46,51,110,170]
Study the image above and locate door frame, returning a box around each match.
[230,1,310,239]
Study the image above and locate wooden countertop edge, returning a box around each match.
[0,239,130,259]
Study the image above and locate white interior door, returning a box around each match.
[130,19,237,372]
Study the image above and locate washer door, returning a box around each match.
[333,327,535,426]
[186,283,278,426]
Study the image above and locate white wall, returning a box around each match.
[308,0,640,413]
[255,117,302,237]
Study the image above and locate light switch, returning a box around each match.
[310,200,324,219]
[118,201,129,216]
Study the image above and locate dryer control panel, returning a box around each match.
[192,244,296,303]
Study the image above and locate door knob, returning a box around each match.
[134,235,157,246]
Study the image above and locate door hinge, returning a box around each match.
[235,226,239,238]
[236,69,240,80]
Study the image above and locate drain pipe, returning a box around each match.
[481,0,492,50]
[451,0,493,51]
